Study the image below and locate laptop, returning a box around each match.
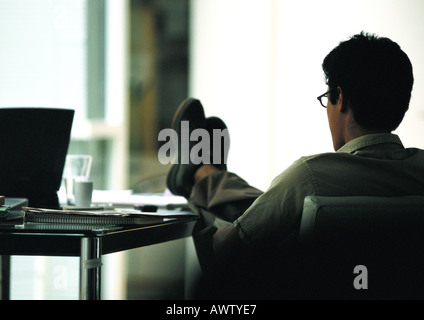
[0,108,74,208]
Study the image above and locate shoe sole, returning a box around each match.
[166,115,230,196]
[171,98,205,131]
[166,98,205,198]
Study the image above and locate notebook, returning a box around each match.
[23,207,176,226]
[0,108,74,208]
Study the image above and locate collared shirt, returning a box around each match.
[234,133,424,246]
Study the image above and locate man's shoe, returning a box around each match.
[172,98,206,131]
[206,116,229,171]
[166,99,230,198]
[167,98,206,198]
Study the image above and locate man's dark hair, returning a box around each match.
[322,31,414,131]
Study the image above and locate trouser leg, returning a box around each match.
[188,170,263,224]
[187,170,263,285]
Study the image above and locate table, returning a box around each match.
[0,217,198,300]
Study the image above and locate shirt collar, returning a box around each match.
[337,133,404,154]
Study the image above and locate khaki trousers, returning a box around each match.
[187,170,263,275]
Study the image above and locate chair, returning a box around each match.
[298,195,424,299]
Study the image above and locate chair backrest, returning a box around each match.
[0,108,74,208]
[298,195,424,299]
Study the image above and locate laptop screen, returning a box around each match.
[0,108,74,208]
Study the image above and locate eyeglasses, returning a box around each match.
[317,90,332,108]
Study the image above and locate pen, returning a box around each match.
[135,205,158,212]
[134,204,190,212]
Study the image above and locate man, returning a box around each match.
[166,32,424,298]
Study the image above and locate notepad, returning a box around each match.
[91,190,188,209]
[23,207,169,226]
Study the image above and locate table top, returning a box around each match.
[0,216,198,256]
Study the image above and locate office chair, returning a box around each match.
[298,195,424,299]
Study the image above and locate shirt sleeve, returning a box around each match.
[233,157,317,246]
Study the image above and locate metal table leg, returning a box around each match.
[80,237,102,300]
[1,255,11,300]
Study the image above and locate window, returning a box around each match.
[0,0,129,299]
[0,0,190,300]
[0,0,127,192]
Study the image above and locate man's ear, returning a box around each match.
[337,86,348,113]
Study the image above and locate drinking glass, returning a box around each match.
[62,155,92,205]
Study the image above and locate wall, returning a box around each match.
[190,0,424,191]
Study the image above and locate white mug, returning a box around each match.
[74,180,94,207]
